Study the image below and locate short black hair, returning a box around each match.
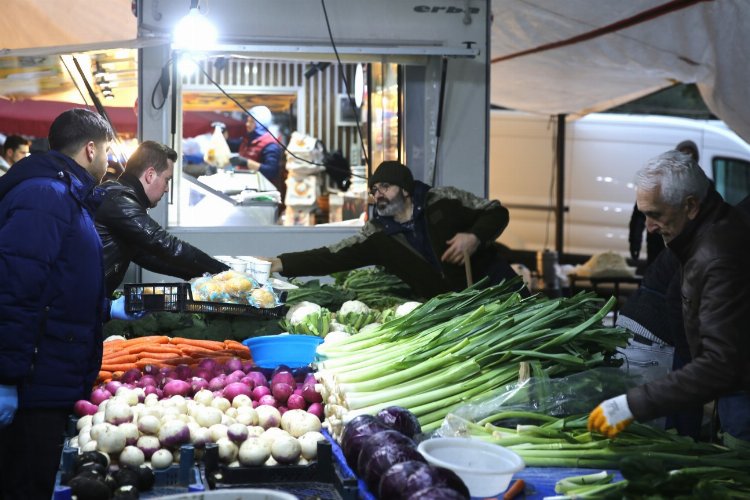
[2,135,31,154]
[125,140,178,178]
[48,109,114,156]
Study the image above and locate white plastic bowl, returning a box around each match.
[417,437,525,497]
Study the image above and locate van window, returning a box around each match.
[712,157,750,205]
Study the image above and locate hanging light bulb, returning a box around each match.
[173,0,217,51]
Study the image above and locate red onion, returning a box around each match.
[271,370,295,388]
[136,375,157,388]
[246,371,268,388]
[90,388,112,406]
[252,385,271,401]
[162,379,191,397]
[258,394,277,407]
[104,380,123,395]
[208,376,227,392]
[286,393,307,411]
[271,382,293,404]
[224,357,244,374]
[302,382,323,404]
[120,368,142,384]
[73,399,99,417]
[223,382,253,402]
[307,402,324,421]
[174,364,192,381]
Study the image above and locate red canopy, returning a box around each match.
[0,99,246,139]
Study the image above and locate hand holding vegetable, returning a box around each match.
[441,232,479,265]
[109,296,146,321]
[588,394,633,438]
[0,385,18,428]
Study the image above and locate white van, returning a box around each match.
[489,110,750,257]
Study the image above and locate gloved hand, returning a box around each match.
[229,156,248,167]
[0,385,18,428]
[110,296,145,321]
[588,394,634,438]
[629,248,640,261]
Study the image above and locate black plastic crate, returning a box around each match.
[124,283,189,313]
[202,439,358,500]
[124,282,287,319]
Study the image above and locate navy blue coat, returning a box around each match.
[0,151,106,409]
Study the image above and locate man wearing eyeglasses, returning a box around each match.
[271,161,523,298]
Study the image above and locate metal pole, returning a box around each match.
[555,114,566,255]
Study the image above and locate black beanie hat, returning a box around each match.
[369,161,414,193]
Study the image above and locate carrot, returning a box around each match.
[101,353,139,364]
[169,337,225,350]
[177,345,216,356]
[123,344,183,355]
[135,351,183,361]
[503,479,526,500]
[223,340,248,351]
[135,359,167,369]
[128,335,170,345]
[162,356,200,366]
[96,370,113,382]
[100,363,139,373]
[111,370,125,380]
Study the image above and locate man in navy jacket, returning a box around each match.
[0,109,114,499]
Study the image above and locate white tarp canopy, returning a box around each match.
[490,0,750,143]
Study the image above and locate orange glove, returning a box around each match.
[588,394,634,438]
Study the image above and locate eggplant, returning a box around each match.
[340,414,391,469]
[406,486,468,499]
[378,460,471,500]
[376,406,421,439]
[75,451,110,473]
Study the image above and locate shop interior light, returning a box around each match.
[173,0,217,50]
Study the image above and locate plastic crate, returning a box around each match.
[58,443,204,498]
[124,282,287,319]
[202,438,358,500]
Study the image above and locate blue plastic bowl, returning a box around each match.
[242,334,324,368]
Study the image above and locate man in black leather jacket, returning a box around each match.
[96,141,228,296]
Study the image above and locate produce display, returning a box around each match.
[448,411,750,498]
[340,407,470,499]
[71,358,326,478]
[85,269,743,498]
[316,278,629,435]
[97,335,251,384]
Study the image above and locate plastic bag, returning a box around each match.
[203,125,232,168]
[437,367,651,437]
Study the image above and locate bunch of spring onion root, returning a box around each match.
[314,278,631,438]
[444,411,750,498]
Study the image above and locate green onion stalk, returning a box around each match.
[313,278,630,439]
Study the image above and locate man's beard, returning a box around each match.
[376,189,407,217]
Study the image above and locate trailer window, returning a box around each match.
[713,157,750,205]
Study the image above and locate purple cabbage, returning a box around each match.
[376,406,422,439]
[378,461,471,500]
[406,487,467,500]
[361,441,425,492]
[340,415,392,469]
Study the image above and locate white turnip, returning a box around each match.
[238,437,271,466]
[298,431,325,460]
[271,434,301,464]
[119,446,145,467]
[255,405,281,429]
[150,449,173,469]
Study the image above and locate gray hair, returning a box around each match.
[634,150,710,206]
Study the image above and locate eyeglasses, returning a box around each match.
[369,183,392,197]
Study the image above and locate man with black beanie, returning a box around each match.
[271,161,523,298]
